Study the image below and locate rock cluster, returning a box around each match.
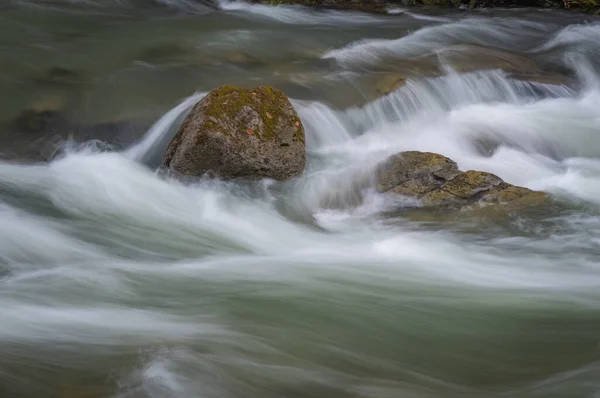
[376,151,545,209]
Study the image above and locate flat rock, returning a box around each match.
[376,151,546,210]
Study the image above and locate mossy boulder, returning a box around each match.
[163,85,306,180]
[376,151,546,210]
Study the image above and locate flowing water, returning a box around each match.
[2,1,600,397]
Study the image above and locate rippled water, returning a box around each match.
[2,1,600,397]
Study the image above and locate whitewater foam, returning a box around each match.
[323,17,551,66]
[217,0,383,25]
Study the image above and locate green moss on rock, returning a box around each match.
[376,151,459,192]
[200,86,303,143]
[442,170,503,198]
[376,151,548,212]
[164,85,306,180]
[482,184,547,206]
[420,187,467,207]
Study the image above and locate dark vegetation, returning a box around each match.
[254,0,599,13]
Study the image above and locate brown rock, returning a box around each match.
[376,151,546,210]
[163,85,306,180]
[374,73,407,97]
[376,151,460,193]
[442,170,503,198]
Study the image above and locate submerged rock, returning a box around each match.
[2,102,149,161]
[376,151,545,210]
[373,73,407,97]
[164,85,306,180]
[14,109,68,134]
[33,67,84,86]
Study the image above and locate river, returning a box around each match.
[1,1,600,397]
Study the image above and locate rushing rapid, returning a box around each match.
[1,1,600,397]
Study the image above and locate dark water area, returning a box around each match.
[2,1,600,398]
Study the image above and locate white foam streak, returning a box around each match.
[323,18,549,65]
[217,0,383,25]
[0,304,222,344]
[537,22,600,51]
[0,204,104,267]
[285,68,597,205]
[293,100,354,150]
[125,92,206,162]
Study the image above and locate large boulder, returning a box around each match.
[163,85,306,180]
[376,151,546,210]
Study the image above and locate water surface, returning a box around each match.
[2,1,600,397]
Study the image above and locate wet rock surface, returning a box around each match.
[164,85,306,180]
[376,151,546,210]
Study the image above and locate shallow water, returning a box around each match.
[2,1,600,397]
